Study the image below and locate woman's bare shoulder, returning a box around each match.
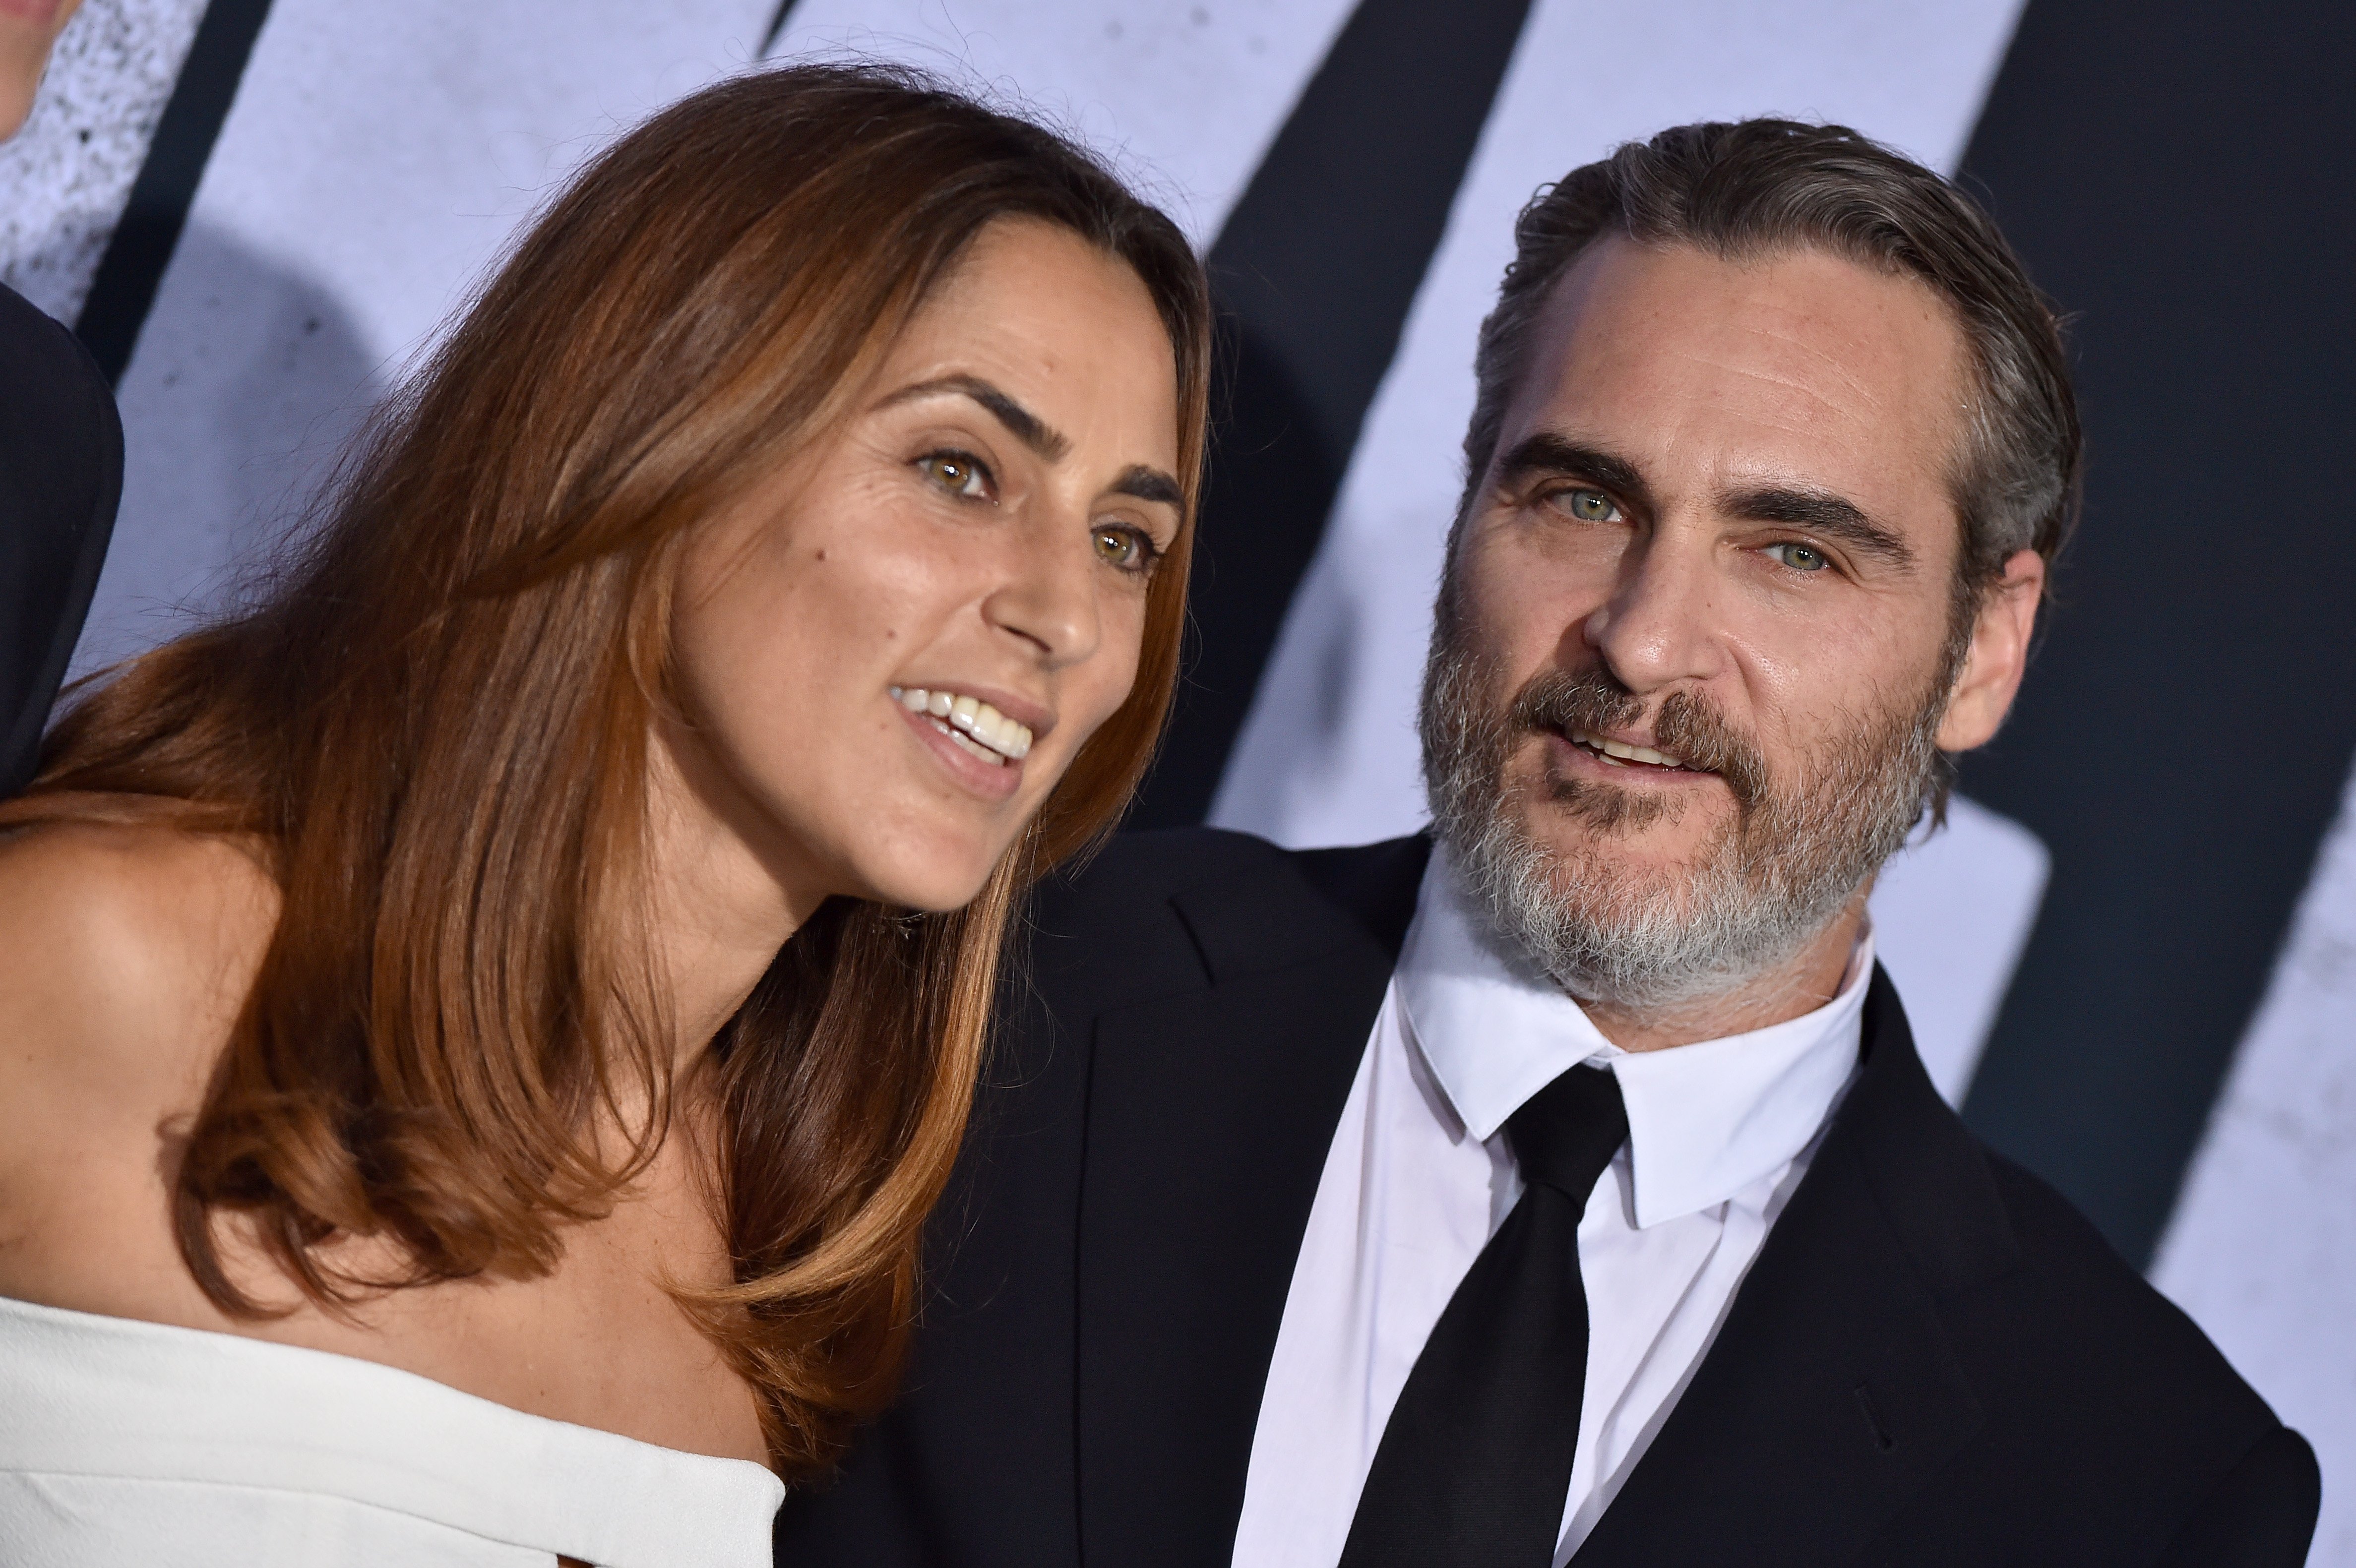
[0,820,277,1208]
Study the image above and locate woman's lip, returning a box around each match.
[899,702,1024,801]
[0,1,65,23]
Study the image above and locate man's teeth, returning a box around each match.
[890,687,1034,763]
[1570,729,1687,769]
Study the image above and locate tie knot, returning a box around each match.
[1504,1063,1628,1203]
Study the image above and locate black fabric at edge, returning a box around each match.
[0,283,122,794]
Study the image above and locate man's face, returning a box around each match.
[1426,237,2039,1008]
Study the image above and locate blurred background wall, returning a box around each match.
[4,0,2350,1554]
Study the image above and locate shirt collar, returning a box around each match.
[1394,844,1872,1229]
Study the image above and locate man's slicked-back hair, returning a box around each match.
[1455,119,2081,602]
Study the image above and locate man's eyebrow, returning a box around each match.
[1110,464,1183,509]
[1725,484,1917,571]
[879,374,1071,462]
[1493,433,1652,510]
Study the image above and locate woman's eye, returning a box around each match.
[1093,525,1154,573]
[916,451,992,501]
[1551,487,1621,523]
[1765,541,1831,573]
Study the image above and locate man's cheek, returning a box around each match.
[1475,581,1566,676]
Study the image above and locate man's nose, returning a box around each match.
[983,510,1102,670]
[1579,528,1725,694]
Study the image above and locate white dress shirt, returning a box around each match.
[1230,846,1871,1568]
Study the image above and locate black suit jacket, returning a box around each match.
[777,828,2319,1567]
[0,282,121,796]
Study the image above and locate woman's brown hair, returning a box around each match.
[0,63,1211,1473]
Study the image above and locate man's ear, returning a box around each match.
[1936,548,2046,753]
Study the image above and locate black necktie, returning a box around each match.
[1338,1062,1630,1568]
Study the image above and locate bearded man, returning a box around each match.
[776,121,2318,1568]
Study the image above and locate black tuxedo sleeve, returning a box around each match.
[2152,1426,2319,1568]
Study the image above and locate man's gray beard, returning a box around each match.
[1418,625,1953,1015]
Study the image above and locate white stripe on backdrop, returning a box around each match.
[4,0,2349,1554]
[2156,759,2356,1563]
[0,0,206,324]
[66,0,779,678]
[772,0,1363,251]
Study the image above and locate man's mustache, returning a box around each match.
[1505,666,1772,810]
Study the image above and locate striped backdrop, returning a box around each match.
[5,0,2350,1555]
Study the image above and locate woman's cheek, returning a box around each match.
[1062,609,1147,756]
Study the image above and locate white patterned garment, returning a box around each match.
[0,1294,783,1568]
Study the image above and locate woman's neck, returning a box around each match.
[641,723,831,1070]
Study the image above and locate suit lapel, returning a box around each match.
[1571,968,2020,1568]
[1075,836,1428,1568]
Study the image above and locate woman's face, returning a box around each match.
[668,217,1182,914]
[0,0,81,140]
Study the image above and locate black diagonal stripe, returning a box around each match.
[1127,0,1537,829]
[72,0,275,385]
[1956,0,2356,1266]
[761,1,798,58]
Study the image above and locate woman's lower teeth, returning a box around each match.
[935,717,1009,766]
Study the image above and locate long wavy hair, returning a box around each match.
[0,63,1210,1473]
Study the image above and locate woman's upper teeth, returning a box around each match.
[891,687,1034,761]
[1572,729,1685,769]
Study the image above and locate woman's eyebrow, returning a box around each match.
[880,374,1070,462]
[1111,464,1182,508]
[884,377,1178,509]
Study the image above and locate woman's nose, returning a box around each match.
[983,512,1103,669]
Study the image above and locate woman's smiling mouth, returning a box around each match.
[892,686,1034,766]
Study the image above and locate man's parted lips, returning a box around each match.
[1561,726,1709,773]
[1505,666,1771,807]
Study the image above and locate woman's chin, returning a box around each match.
[846,844,1006,916]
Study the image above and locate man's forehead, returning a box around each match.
[1535,235,1960,353]
[1505,236,1970,515]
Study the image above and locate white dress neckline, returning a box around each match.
[0,1292,784,1567]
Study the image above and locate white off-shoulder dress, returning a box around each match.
[0,1294,785,1567]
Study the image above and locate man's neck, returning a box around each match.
[1576,895,1868,1053]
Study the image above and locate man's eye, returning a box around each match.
[1094,525,1154,573]
[1551,487,1621,523]
[1765,541,1831,573]
[916,451,992,500]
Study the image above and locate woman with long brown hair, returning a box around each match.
[0,63,1208,1566]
